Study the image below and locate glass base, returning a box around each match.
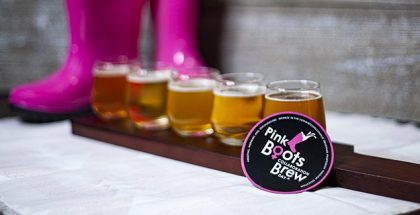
[133,117,169,130]
[218,137,244,146]
[95,109,127,121]
[173,127,214,137]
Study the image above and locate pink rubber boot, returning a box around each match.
[152,0,205,72]
[9,0,145,122]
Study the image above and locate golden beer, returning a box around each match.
[211,72,265,146]
[126,70,170,129]
[264,92,326,128]
[212,85,265,145]
[167,78,215,136]
[263,80,326,128]
[91,64,128,120]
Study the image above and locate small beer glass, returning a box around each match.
[211,72,265,146]
[263,80,326,128]
[167,67,220,137]
[126,67,172,129]
[91,61,131,120]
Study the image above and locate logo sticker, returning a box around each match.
[241,112,334,193]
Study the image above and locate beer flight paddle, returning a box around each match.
[72,115,420,203]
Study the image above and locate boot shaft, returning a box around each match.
[66,0,145,60]
[152,0,199,56]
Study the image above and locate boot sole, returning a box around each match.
[9,104,92,123]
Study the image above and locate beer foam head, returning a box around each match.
[265,91,322,101]
[128,70,171,83]
[214,84,265,97]
[169,78,215,92]
[94,64,130,77]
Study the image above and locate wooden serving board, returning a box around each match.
[71,115,420,203]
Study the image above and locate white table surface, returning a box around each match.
[0,112,419,215]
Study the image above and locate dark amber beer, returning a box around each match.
[126,69,170,129]
[211,73,265,146]
[91,63,129,120]
[263,80,326,128]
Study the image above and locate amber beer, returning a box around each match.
[211,73,265,146]
[91,63,129,120]
[167,77,215,136]
[126,69,170,129]
[263,80,326,128]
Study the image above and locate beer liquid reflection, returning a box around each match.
[263,91,326,128]
[211,84,264,146]
[167,79,215,136]
[126,72,169,129]
[92,69,128,120]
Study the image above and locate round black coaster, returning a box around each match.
[241,112,334,193]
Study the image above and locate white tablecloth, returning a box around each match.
[0,112,419,215]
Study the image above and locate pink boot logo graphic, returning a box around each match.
[287,131,317,153]
[270,131,317,159]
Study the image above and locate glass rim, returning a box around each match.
[171,67,221,81]
[130,67,175,74]
[126,65,175,83]
[94,59,139,73]
[216,72,265,86]
[174,66,220,74]
[94,58,139,66]
[267,80,320,91]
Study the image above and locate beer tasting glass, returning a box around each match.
[263,80,326,128]
[91,61,130,120]
[167,68,220,137]
[126,67,172,129]
[211,72,265,146]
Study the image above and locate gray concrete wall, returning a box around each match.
[1,0,419,121]
[0,0,67,91]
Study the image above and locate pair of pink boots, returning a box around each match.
[9,0,204,122]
